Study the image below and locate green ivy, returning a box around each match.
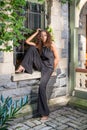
[0,0,31,52]
[0,0,72,52]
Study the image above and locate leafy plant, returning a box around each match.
[46,26,55,41]
[0,95,28,130]
[0,0,72,52]
[0,0,31,52]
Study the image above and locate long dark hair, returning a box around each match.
[35,30,52,52]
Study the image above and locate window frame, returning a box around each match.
[14,1,46,69]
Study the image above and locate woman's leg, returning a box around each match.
[37,67,53,119]
[16,46,42,74]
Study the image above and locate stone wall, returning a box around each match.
[0,52,3,62]
[0,0,69,112]
[50,0,69,95]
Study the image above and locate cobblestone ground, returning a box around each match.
[8,106,87,130]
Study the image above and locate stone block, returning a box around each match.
[24,120,36,127]
[54,31,65,48]
[61,30,68,39]
[61,49,68,58]
[59,58,67,68]
[45,121,57,128]
[18,79,39,88]
[61,4,68,18]
[0,74,17,89]
[4,52,13,62]
[0,63,15,74]
[50,87,66,98]
[0,52,3,62]
[61,3,68,12]
[64,40,68,49]
[10,123,29,130]
[63,19,68,30]
[0,86,32,98]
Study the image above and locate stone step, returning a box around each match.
[72,89,87,99]
[68,96,87,110]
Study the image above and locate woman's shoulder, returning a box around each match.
[51,42,56,49]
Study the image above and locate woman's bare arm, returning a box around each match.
[51,43,59,70]
[25,29,41,46]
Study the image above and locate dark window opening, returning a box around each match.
[14,2,45,69]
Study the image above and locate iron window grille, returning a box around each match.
[14,2,45,69]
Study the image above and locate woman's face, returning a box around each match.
[41,31,47,43]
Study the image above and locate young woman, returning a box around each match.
[16,29,59,120]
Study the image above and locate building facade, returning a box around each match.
[69,0,87,107]
[1,0,87,115]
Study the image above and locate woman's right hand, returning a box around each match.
[26,28,41,45]
[36,28,41,33]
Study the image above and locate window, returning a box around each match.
[14,2,45,69]
[25,2,45,29]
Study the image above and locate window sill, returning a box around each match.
[11,71,56,82]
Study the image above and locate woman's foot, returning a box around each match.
[15,65,25,74]
[41,116,48,121]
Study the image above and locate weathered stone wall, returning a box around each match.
[0,52,15,74]
[0,0,69,109]
[0,52,3,62]
[50,0,69,96]
[0,69,66,100]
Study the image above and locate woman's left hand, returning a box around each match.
[36,28,41,33]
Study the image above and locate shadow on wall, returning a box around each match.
[29,90,38,117]
[28,68,67,117]
[46,68,62,100]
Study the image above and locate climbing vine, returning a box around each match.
[0,0,72,52]
[0,0,31,51]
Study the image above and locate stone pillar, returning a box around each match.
[49,0,69,96]
[69,1,76,95]
[0,51,15,74]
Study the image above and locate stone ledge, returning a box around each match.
[68,96,87,110]
[11,71,57,82]
[74,88,87,92]
[72,89,87,99]
[11,71,41,82]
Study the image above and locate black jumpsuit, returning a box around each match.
[21,45,54,116]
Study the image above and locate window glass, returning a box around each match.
[14,2,45,69]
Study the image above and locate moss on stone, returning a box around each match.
[68,96,87,110]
